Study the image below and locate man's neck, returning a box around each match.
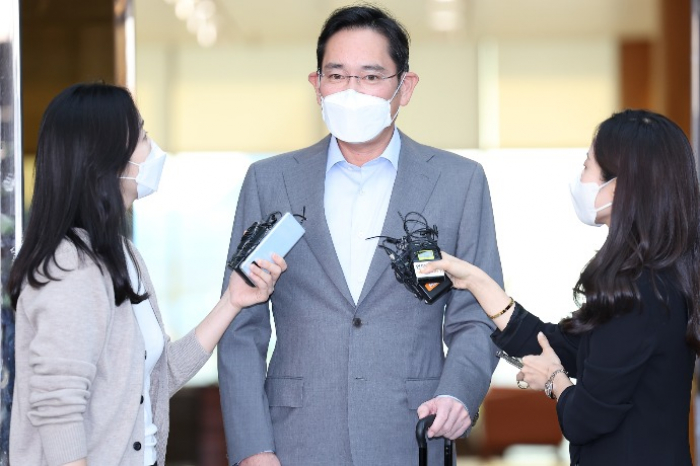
[337,125,395,167]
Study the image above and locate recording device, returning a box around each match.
[227,211,305,287]
[377,212,453,304]
[496,349,523,369]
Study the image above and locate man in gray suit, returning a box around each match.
[219,5,503,466]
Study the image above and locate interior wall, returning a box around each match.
[659,0,692,136]
[137,43,320,153]
[21,0,117,153]
[495,38,618,148]
[136,37,619,153]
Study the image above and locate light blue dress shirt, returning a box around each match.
[324,128,401,304]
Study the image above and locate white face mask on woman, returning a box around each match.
[569,175,616,227]
[121,140,167,199]
[320,75,406,144]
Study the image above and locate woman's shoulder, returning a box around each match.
[632,269,686,320]
[18,233,114,310]
[591,271,683,346]
[53,233,96,268]
[636,269,682,299]
[38,230,105,281]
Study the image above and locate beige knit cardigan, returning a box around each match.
[10,234,211,466]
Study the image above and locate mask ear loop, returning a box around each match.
[390,71,408,101]
[316,69,328,113]
[120,161,141,181]
[316,69,325,98]
[593,177,616,212]
[388,71,408,122]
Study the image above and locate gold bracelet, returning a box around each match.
[487,297,514,320]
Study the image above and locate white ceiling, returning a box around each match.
[134,0,659,46]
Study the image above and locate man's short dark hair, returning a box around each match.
[316,5,410,76]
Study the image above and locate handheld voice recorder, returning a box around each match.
[227,212,305,287]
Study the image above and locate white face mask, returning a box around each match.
[569,174,615,227]
[121,140,167,199]
[320,75,406,144]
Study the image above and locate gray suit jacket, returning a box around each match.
[218,131,503,466]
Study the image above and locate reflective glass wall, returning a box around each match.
[0,0,21,463]
[133,0,678,389]
[132,2,693,463]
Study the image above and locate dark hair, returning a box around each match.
[316,4,410,77]
[9,83,148,308]
[561,109,700,352]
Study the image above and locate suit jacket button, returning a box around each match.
[352,317,362,328]
[140,395,144,404]
[133,441,142,451]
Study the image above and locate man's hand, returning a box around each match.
[239,452,281,466]
[416,396,471,440]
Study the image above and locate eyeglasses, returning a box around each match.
[318,71,401,87]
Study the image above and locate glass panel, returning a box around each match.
[131,148,607,388]
[0,0,21,463]
[693,0,700,164]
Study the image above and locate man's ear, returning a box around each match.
[398,71,419,107]
[308,71,322,105]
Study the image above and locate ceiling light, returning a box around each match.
[175,0,195,21]
[195,0,216,19]
[197,22,217,47]
[165,0,220,47]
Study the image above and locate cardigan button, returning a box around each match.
[133,441,142,451]
[352,317,362,328]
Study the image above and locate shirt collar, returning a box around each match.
[326,127,401,173]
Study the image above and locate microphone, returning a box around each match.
[376,211,453,304]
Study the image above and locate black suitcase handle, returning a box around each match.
[416,414,453,466]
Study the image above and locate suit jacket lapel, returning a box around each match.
[357,132,441,305]
[283,136,355,307]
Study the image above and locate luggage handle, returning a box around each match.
[416,414,453,466]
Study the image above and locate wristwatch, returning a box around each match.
[544,368,567,399]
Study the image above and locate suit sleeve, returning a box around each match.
[555,302,660,445]
[218,164,276,465]
[436,163,503,420]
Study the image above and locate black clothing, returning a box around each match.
[492,272,694,465]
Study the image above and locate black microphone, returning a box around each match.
[375,212,453,304]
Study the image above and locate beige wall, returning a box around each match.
[496,38,618,148]
[136,37,618,152]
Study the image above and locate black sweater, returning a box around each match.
[492,272,694,465]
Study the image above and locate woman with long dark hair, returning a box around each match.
[8,83,286,466]
[422,109,700,465]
